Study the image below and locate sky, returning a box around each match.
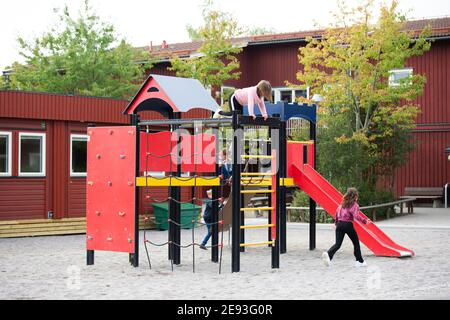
[1,0,450,70]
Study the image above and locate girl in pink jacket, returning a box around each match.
[322,188,369,268]
[218,80,273,120]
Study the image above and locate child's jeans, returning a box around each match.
[201,223,212,246]
[327,221,364,263]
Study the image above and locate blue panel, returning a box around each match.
[243,102,317,123]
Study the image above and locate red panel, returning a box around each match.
[86,126,136,253]
[140,131,216,173]
[140,131,177,172]
[286,142,303,177]
[307,143,315,168]
[180,133,216,173]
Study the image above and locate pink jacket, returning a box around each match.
[336,203,366,224]
[234,86,268,117]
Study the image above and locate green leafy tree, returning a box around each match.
[243,26,277,36]
[10,0,149,99]
[170,0,242,90]
[294,0,431,190]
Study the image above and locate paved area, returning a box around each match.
[0,208,449,300]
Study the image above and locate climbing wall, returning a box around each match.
[86,126,137,253]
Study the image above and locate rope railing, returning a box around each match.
[286,198,416,222]
[142,125,227,274]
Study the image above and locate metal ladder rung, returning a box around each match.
[240,190,274,194]
[240,207,274,211]
[240,241,274,247]
[240,224,275,229]
[241,155,273,159]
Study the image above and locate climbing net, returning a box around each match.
[141,126,227,274]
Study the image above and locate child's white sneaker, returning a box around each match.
[355,261,367,267]
[322,252,331,267]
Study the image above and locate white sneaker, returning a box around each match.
[355,261,367,267]
[322,252,331,267]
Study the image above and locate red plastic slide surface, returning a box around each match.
[291,164,414,257]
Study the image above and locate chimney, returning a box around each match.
[149,41,153,52]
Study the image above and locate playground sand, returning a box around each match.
[0,214,450,300]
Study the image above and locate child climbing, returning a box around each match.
[322,188,369,267]
[200,189,214,250]
[216,80,273,120]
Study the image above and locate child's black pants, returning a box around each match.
[328,221,364,263]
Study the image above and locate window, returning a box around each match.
[273,87,309,103]
[70,134,88,177]
[19,133,46,177]
[389,68,413,87]
[0,132,12,177]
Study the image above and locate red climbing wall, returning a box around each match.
[86,126,136,253]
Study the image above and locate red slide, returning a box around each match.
[291,164,414,257]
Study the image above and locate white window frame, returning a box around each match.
[70,134,88,177]
[273,87,310,103]
[389,68,413,87]
[221,86,236,106]
[18,132,46,177]
[0,131,12,177]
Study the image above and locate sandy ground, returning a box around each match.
[0,208,449,300]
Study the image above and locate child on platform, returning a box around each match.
[217,80,273,120]
[322,188,369,267]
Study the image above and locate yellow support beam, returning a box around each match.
[240,190,274,194]
[288,140,315,145]
[240,207,274,211]
[241,172,275,176]
[240,224,275,229]
[136,176,221,187]
[240,241,274,247]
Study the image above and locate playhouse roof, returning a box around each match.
[123,74,219,117]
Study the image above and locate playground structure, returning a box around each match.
[86,74,414,273]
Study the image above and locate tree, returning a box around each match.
[170,0,242,90]
[10,0,149,99]
[243,26,277,36]
[294,0,431,190]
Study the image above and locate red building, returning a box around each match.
[0,91,207,237]
[145,17,450,197]
[0,17,449,230]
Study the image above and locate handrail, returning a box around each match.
[286,197,416,211]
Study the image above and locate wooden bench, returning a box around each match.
[400,187,443,208]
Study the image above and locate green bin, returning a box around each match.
[152,203,202,231]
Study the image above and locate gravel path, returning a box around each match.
[0,208,449,300]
